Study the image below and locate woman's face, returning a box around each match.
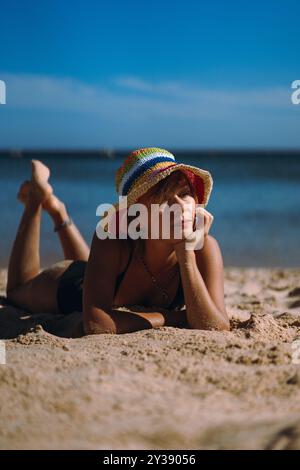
[136,171,197,241]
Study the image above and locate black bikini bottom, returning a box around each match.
[56,260,87,314]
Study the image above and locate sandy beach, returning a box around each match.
[1,267,300,450]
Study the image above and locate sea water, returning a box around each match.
[0,151,299,267]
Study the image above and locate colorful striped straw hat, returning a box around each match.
[101,147,213,233]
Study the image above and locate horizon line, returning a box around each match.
[1,147,300,156]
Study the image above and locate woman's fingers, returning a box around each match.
[204,209,214,234]
[195,207,214,235]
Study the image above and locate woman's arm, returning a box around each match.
[86,308,162,335]
[84,304,187,335]
[123,306,189,329]
[174,235,230,331]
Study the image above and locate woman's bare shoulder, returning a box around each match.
[89,232,133,273]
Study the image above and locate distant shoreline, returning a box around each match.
[1,148,300,159]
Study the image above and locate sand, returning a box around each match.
[1,267,300,450]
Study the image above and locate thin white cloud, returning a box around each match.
[114,75,291,108]
[0,72,298,148]
[1,73,293,119]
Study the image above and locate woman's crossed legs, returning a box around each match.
[6,160,90,314]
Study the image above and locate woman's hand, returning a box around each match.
[198,207,214,238]
[169,198,214,249]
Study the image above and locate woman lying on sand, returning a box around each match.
[6,147,229,334]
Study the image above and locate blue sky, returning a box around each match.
[0,0,299,149]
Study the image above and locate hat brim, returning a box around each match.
[100,162,213,234]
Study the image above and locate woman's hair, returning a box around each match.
[145,170,198,205]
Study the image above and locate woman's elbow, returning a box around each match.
[215,311,231,331]
[218,317,230,331]
[188,310,230,332]
[213,309,230,331]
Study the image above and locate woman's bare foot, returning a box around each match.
[42,194,67,218]
[17,160,52,205]
[17,175,67,219]
[17,180,59,211]
[29,160,53,204]
[17,180,31,204]
[17,160,69,221]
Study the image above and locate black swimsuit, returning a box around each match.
[56,243,185,315]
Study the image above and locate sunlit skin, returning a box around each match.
[83,171,230,333]
[6,161,230,334]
